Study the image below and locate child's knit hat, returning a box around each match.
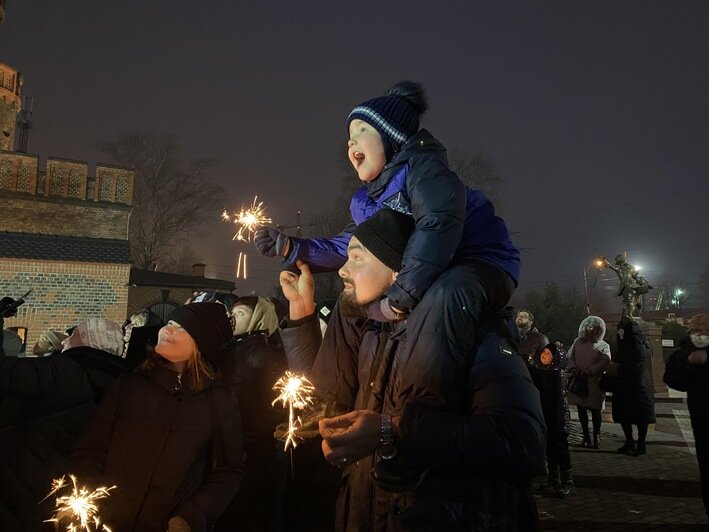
[352,208,415,271]
[347,81,427,160]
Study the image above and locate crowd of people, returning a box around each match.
[0,79,707,531]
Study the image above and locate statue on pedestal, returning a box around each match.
[600,254,653,318]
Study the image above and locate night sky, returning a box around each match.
[2,1,708,301]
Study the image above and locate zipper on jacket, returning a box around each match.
[174,373,183,392]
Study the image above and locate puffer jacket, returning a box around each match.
[612,318,656,425]
[281,307,545,531]
[70,364,244,532]
[566,316,612,410]
[0,346,128,532]
[286,129,519,312]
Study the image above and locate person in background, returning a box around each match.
[612,316,655,456]
[664,314,709,517]
[32,330,68,356]
[215,295,289,531]
[528,343,573,498]
[516,309,549,365]
[0,318,128,532]
[566,316,612,448]
[122,308,165,370]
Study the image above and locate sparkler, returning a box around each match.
[272,371,316,451]
[236,251,247,279]
[43,475,116,531]
[222,195,272,242]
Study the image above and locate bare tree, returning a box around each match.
[100,132,223,270]
[449,150,503,212]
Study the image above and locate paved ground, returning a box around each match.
[537,393,708,531]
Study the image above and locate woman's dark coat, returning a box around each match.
[612,319,656,425]
[70,364,244,532]
[0,346,128,532]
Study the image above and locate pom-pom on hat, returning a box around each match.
[347,80,428,159]
[352,209,415,272]
[166,302,232,363]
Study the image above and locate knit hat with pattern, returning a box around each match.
[347,81,427,160]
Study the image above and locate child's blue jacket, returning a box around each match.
[286,129,520,312]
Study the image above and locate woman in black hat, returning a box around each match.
[70,303,244,532]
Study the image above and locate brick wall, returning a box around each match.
[0,258,130,346]
[0,195,130,239]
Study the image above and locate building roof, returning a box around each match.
[129,267,235,291]
[0,231,131,263]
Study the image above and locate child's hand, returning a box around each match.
[254,228,291,257]
[279,261,315,320]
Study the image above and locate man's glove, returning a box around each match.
[254,228,291,258]
[167,516,191,532]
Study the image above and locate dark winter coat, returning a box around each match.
[215,332,288,532]
[281,307,545,531]
[286,129,519,312]
[612,319,656,425]
[0,346,128,532]
[664,337,709,428]
[70,364,244,532]
[517,327,549,364]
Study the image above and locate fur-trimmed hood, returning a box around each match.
[576,315,611,358]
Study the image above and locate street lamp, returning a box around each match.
[583,259,604,315]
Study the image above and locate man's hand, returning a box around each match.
[279,260,315,320]
[254,228,291,258]
[688,350,708,365]
[320,410,381,467]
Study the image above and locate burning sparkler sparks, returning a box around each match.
[272,371,316,451]
[44,475,116,531]
[222,195,272,242]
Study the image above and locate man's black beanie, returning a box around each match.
[166,302,232,363]
[352,209,415,271]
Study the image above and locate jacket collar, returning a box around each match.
[365,129,447,197]
[145,364,210,395]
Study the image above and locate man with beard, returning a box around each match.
[278,209,545,531]
[516,309,549,365]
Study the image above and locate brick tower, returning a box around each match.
[0,0,22,151]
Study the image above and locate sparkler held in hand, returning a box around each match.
[272,371,316,451]
[222,195,273,242]
[43,475,116,531]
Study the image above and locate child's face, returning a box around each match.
[348,119,387,182]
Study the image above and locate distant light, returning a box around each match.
[595,259,604,267]
[633,265,642,272]
[675,288,684,296]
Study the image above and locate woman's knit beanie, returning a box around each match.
[352,208,415,271]
[167,302,232,362]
